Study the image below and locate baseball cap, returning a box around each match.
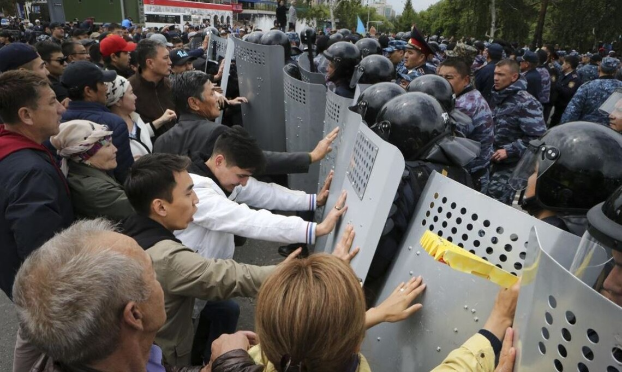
[49,22,63,29]
[383,40,406,53]
[517,50,538,63]
[100,34,136,57]
[170,49,196,66]
[600,57,621,73]
[60,61,117,90]
[0,43,40,72]
[149,33,173,47]
[486,43,503,60]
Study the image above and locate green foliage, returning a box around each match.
[298,4,330,27]
[395,0,418,32]
[0,0,17,16]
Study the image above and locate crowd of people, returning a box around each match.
[1,13,622,372]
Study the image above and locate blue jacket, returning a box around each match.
[474,60,499,107]
[61,101,134,183]
[561,77,622,125]
[455,86,495,173]
[522,69,542,103]
[491,77,547,162]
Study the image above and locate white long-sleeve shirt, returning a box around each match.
[175,173,317,259]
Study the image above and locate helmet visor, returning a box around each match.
[598,89,622,116]
[570,231,620,306]
[349,64,364,88]
[508,142,560,191]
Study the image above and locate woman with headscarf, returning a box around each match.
[106,75,176,159]
[50,120,134,221]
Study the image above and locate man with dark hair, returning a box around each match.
[475,43,503,107]
[0,70,74,300]
[63,40,89,63]
[171,36,184,49]
[71,28,89,41]
[550,54,582,127]
[108,22,123,37]
[0,43,49,78]
[128,39,176,138]
[100,34,137,78]
[517,51,543,101]
[35,41,70,103]
[122,152,297,366]
[49,22,65,44]
[487,59,546,205]
[60,61,134,182]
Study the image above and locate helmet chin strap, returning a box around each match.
[519,191,543,216]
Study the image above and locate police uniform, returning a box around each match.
[577,63,599,83]
[549,70,582,127]
[396,27,435,87]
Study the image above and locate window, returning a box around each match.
[145,14,182,24]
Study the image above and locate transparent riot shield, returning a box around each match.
[315,117,405,281]
[283,67,327,193]
[298,52,327,85]
[361,172,581,372]
[233,37,286,152]
[513,228,622,372]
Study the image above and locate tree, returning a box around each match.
[0,0,17,16]
[396,0,418,32]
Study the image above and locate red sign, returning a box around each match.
[232,3,243,13]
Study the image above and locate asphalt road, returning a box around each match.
[0,238,284,369]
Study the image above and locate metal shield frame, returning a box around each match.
[283,67,327,193]
[298,52,327,85]
[315,119,405,282]
[207,34,229,61]
[513,228,622,372]
[214,37,234,125]
[233,37,286,152]
[361,172,581,372]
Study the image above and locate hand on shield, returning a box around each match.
[309,127,340,163]
[227,97,248,106]
[365,276,427,329]
[316,170,333,207]
[332,224,360,263]
[484,278,521,341]
[316,190,347,237]
[494,328,516,372]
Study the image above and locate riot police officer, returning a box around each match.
[260,29,293,64]
[383,40,407,79]
[323,41,361,98]
[355,37,382,58]
[363,92,480,304]
[509,121,622,235]
[348,82,405,125]
[349,54,394,87]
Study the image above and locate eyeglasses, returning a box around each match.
[47,57,68,64]
[71,51,89,55]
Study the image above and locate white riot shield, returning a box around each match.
[283,68,327,193]
[233,37,286,152]
[298,52,327,85]
[206,34,229,61]
[513,228,622,372]
[361,172,581,372]
[315,118,405,281]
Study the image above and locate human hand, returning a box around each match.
[227,96,248,106]
[214,61,225,81]
[316,190,347,236]
[216,93,227,109]
[60,97,71,108]
[202,35,209,49]
[494,328,516,372]
[365,276,426,329]
[316,170,333,207]
[332,224,359,263]
[492,149,508,162]
[208,331,259,370]
[282,247,303,264]
[484,279,520,341]
[154,109,177,128]
[399,79,410,89]
[309,127,339,163]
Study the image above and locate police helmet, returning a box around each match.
[300,26,316,45]
[349,55,395,88]
[207,27,219,36]
[510,121,622,214]
[355,38,382,58]
[246,31,264,44]
[395,32,404,40]
[329,32,344,42]
[407,74,456,113]
[323,41,361,80]
[348,82,405,125]
[260,29,292,62]
[284,63,302,80]
[373,92,450,160]
[338,28,351,37]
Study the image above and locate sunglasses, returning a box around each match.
[48,57,68,64]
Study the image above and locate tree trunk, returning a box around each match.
[330,3,336,30]
[532,0,549,49]
[489,0,496,40]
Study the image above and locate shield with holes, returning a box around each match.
[206,34,229,61]
[314,118,405,282]
[513,227,622,372]
[283,67,327,193]
[360,172,581,372]
[298,52,327,85]
[232,37,286,152]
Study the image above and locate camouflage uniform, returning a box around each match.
[577,63,599,83]
[560,77,622,125]
[396,63,435,87]
[395,60,407,77]
[487,76,547,205]
[536,66,551,105]
[454,86,495,193]
[471,55,487,72]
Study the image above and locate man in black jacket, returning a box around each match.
[474,43,503,108]
[276,1,287,32]
[0,70,74,300]
[154,70,337,176]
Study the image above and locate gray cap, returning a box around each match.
[601,57,621,73]
[149,33,173,47]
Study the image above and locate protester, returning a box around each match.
[35,40,69,102]
[62,40,90,62]
[170,48,197,74]
[101,34,137,78]
[50,120,134,221]
[0,43,49,78]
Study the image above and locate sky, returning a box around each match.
[386,0,440,15]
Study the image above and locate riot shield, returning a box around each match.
[299,52,327,85]
[513,228,622,372]
[283,67,327,193]
[315,117,405,281]
[210,37,234,125]
[361,172,581,372]
[233,37,286,152]
[206,33,229,61]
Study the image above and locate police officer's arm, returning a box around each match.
[560,84,588,124]
[503,101,546,160]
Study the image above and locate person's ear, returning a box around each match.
[17,106,36,126]
[122,301,144,331]
[214,154,225,167]
[188,96,200,111]
[151,198,167,217]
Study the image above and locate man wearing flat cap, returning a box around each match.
[397,26,436,88]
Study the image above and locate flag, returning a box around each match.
[357,16,365,34]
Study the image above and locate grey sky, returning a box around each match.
[387,0,440,15]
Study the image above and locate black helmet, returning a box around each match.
[355,38,382,58]
[350,55,395,88]
[395,32,404,40]
[407,74,455,113]
[373,92,450,160]
[323,41,361,81]
[587,185,622,251]
[510,121,622,214]
[338,28,351,37]
[283,63,301,80]
[300,26,316,45]
[260,29,292,62]
[329,33,343,42]
[348,82,405,125]
[246,31,264,44]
